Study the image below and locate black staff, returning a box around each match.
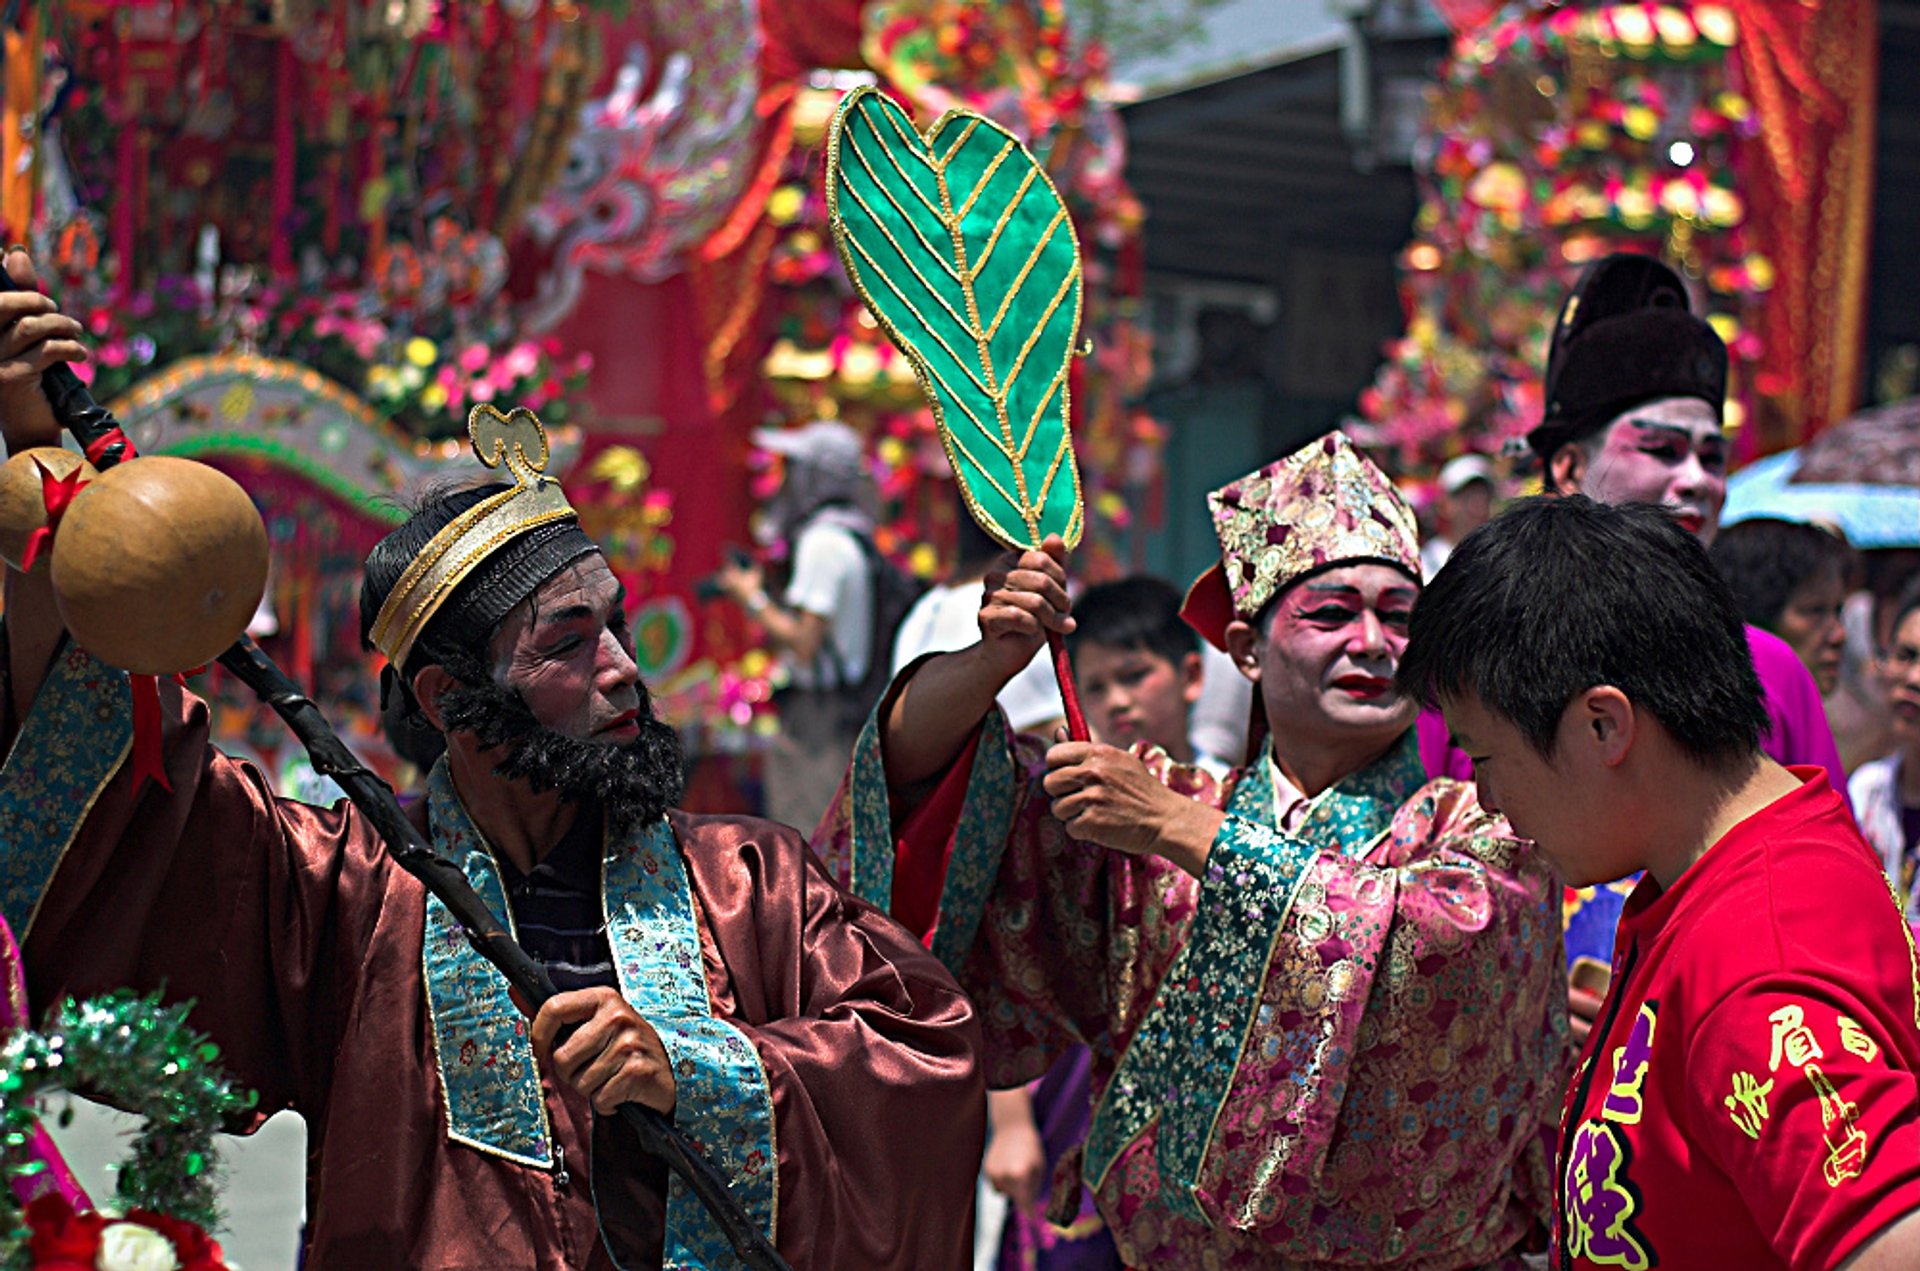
[3,270,791,1271]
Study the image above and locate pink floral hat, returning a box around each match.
[1181,432,1420,650]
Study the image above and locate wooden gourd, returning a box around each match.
[0,446,97,571]
[47,456,269,676]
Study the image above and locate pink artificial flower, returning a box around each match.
[502,342,540,380]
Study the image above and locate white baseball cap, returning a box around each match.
[751,420,863,477]
[1439,453,1496,494]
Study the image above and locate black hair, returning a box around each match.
[1397,496,1767,764]
[1069,575,1198,668]
[1889,572,1920,647]
[953,509,1006,573]
[360,482,506,691]
[1708,518,1855,633]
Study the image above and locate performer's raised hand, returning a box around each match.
[883,534,1076,788]
[977,533,1074,683]
[528,986,678,1116]
[0,249,87,455]
[1043,739,1225,879]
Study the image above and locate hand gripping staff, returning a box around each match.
[0,267,792,1271]
[825,86,1093,740]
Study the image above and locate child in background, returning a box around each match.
[1070,575,1230,775]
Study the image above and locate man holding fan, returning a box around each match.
[819,434,1571,1270]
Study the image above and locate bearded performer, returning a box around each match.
[818,434,1570,1271]
[0,251,983,1270]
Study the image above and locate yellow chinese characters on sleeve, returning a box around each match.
[1719,1000,1885,1188]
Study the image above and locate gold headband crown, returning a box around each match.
[369,404,578,668]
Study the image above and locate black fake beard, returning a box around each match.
[434,674,685,835]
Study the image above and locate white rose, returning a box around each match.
[95,1222,180,1271]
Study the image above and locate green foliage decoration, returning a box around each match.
[0,992,257,1265]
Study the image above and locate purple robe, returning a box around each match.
[995,1046,1121,1271]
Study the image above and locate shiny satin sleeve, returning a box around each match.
[7,644,394,1126]
[814,693,1206,1091]
[669,813,986,1271]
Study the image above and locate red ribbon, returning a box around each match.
[19,457,89,573]
[127,674,170,794]
[83,427,137,466]
[126,669,194,796]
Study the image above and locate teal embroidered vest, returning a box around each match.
[422,763,777,1266]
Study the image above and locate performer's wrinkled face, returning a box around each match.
[1565,396,1727,544]
[434,553,684,830]
[486,556,642,741]
[1243,563,1418,748]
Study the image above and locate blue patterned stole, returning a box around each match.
[0,643,133,941]
[845,704,1017,971]
[1082,729,1424,1222]
[422,764,778,1264]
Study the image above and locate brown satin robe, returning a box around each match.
[13,671,984,1269]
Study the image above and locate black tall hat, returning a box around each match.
[1527,253,1728,464]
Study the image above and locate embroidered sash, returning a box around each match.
[845,704,1016,972]
[0,643,133,941]
[421,763,555,1167]
[1083,731,1423,1222]
[421,764,778,1264]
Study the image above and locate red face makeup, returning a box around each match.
[1252,563,1419,747]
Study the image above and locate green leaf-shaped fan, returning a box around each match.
[826,86,1092,736]
[826,86,1085,552]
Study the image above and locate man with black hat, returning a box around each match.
[0,251,984,1269]
[1526,252,1845,798]
[1495,252,1851,1036]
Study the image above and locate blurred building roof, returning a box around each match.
[1108,0,1348,102]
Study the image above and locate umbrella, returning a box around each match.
[1792,396,1920,486]
[1724,395,1920,548]
[1724,448,1920,548]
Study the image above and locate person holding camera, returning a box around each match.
[714,420,880,834]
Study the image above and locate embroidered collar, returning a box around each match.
[1233,728,1424,858]
[419,764,778,1261]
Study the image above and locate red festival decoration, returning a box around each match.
[1362,0,1878,480]
[17,0,1162,754]
[1727,0,1877,451]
